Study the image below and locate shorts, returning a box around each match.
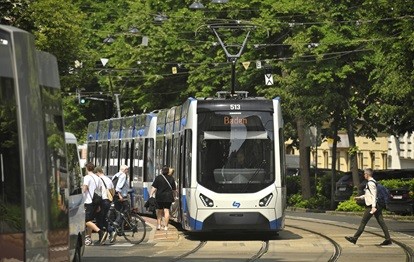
[85,203,97,222]
[156,202,172,209]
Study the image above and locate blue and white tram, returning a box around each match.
[162,96,286,232]
[86,113,158,212]
[86,94,286,232]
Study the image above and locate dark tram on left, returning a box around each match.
[0,25,85,261]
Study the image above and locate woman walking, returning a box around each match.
[150,166,176,230]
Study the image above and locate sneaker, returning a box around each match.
[157,225,161,230]
[98,230,108,244]
[345,236,357,244]
[379,239,392,246]
[85,235,92,246]
[164,226,168,231]
[108,231,116,243]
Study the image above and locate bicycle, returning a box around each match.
[107,200,147,244]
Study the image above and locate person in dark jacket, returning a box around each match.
[150,166,176,230]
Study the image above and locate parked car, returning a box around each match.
[334,169,414,213]
[334,170,364,202]
[387,187,413,215]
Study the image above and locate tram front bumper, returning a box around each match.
[192,209,282,231]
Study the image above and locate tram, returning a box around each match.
[87,91,286,233]
[0,25,84,261]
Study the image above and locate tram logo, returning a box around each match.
[232,201,241,208]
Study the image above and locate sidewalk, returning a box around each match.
[143,216,180,242]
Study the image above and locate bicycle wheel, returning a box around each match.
[122,213,147,244]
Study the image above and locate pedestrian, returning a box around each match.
[345,168,392,246]
[150,166,177,231]
[82,162,107,245]
[95,166,114,243]
[111,164,130,242]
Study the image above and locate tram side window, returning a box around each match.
[145,139,155,182]
[0,76,24,233]
[279,128,286,186]
[87,143,96,164]
[42,86,68,229]
[184,130,192,188]
[67,143,82,195]
[108,141,119,176]
[155,139,164,176]
[132,139,143,182]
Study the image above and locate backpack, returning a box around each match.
[368,180,390,208]
[112,173,120,189]
[88,175,102,206]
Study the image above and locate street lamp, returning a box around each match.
[103,36,115,44]
[189,0,229,9]
[189,2,205,9]
[154,13,168,23]
[211,0,228,3]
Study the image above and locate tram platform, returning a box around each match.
[143,216,180,242]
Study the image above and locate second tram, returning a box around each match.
[0,25,85,261]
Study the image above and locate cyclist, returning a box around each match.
[110,164,130,242]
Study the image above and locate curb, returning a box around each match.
[287,207,414,221]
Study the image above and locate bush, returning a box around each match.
[336,198,364,212]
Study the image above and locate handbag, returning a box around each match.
[101,177,114,202]
[161,175,175,201]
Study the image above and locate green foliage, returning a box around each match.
[287,170,343,210]
[0,202,23,231]
[2,0,413,161]
[336,199,364,212]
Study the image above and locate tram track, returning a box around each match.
[288,217,414,262]
[169,239,269,262]
[285,225,341,262]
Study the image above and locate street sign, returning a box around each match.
[265,74,273,85]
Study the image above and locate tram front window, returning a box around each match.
[197,111,274,193]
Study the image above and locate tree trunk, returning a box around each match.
[346,116,360,190]
[297,118,311,199]
[330,121,339,209]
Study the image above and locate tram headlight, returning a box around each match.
[199,193,214,207]
[259,193,273,207]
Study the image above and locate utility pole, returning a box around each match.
[114,94,121,118]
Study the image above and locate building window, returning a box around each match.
[382,153,388,169]
[323,151,328,168]
[358,152,363,169]
[370,151,375,168]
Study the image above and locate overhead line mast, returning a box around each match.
[207,23,256,97]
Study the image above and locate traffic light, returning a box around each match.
[76,88,87,104]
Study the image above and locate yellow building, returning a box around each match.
[287,132,414,172]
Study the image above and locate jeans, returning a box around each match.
[354,205,391,240]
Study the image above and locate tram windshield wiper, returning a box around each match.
[242,160,266,193]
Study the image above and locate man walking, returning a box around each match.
[345,168,392,245]
[82,162,107,245]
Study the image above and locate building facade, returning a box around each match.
[288,132,414,172]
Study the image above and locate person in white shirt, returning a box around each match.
[82,162,107,245]
[95,166,114,243]
[345,168,391,246]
